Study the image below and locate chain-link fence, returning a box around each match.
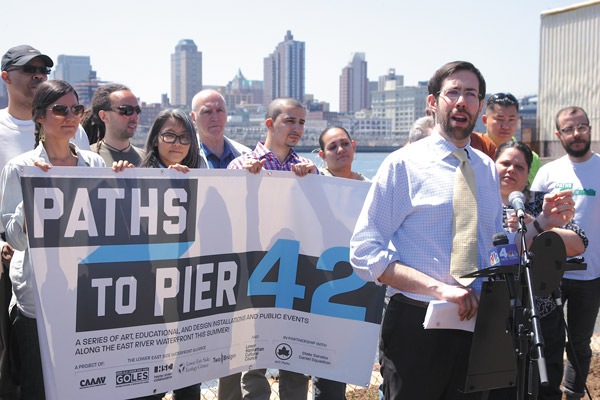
[163,364,383,400]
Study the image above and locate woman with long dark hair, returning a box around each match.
[0,80,130,399]
[140,108,199,170]
[138,108,200,400]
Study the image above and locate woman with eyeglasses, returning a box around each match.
[0,80,131,399]
[140,108,199,171]
[137,108,200,400]
[489,140,586,400]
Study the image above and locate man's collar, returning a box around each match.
[254,142,296,161]
[430,130,473,159]
[201,140,231,158]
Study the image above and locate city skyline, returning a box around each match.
[0,0,584,111]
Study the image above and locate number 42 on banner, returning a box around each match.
[247,239,367,321]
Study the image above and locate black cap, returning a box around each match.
[1,45,53,71]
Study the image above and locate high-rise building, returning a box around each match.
[52,55,103,108]
[378,68,404,91]
[367,81,378,109]
[53,55,94,85]
[171,39,202,107]
[339,52,368,113]
[72,71,105,108]
[371,77,428,138]
[224,69,264,108]
[263,30,305,106]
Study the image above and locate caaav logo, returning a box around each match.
[275,343,292,360]
[79,376,106,389]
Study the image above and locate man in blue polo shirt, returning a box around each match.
[191,89,251,400]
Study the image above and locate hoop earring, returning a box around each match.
[39,127,45,143]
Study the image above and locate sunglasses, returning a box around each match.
[47,104,85,118]
[8,65,51,75]
[160,132,192,145]
[110,105,142,116]
[487,93,518,107]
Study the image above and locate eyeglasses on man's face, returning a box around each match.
[8,65,51,75]
[487,93,518,107]
[437,88,483,103]
[110,105,142,116]
[559,124,590,136]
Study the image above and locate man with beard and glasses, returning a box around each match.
[350,61,505,400]
[531,106,600,400]
[88,84,145,166]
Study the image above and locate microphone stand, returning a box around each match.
[513,214,548,400]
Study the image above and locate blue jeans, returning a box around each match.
[561,277,600,398]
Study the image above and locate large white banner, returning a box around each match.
[20,168,385,400]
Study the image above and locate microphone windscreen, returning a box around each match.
[492,232,509,246]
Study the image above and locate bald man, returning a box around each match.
[190,89,250,169]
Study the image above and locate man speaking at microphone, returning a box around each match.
[350,62,572,400]
[350,61,502,400]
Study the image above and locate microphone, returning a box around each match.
[489,232,519,267]
[508,191,526,219]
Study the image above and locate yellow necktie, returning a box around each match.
[450,149,478,286]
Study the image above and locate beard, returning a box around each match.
[438,109,477,141]
[564,137,591,158]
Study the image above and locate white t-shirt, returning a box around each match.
[0,107,91,173]
[531,153,600,280]
[0,107,91,283]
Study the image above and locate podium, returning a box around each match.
[461,231,586,394]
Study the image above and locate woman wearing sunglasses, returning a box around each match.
[0,80,131,399]
[138,108,199,400]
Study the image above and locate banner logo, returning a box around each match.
[115,368,149,387]
[275,343,293,360]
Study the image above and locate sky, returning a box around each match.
[1,0,586,111]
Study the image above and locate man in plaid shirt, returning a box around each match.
[226,96,315,399]
[228,97,316,176]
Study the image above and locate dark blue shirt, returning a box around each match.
[200,141,236,169]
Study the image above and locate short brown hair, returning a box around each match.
[428,61,486,100]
